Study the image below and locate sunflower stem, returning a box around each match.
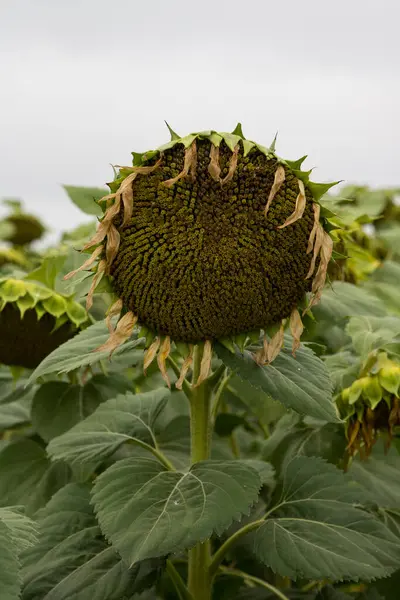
[188,345,213,599]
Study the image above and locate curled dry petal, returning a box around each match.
[82,196,121,251]
[120,159,162,227]
[208,144,221,182]
[105,224,121,271]
[254,333,269,366]
[176,345,194,390]
[63,245,103,280]
[307,203,321,254]
[267,323,285,364]
[143,336,161,373]
[86,259,106,310]
[221,145,239,185]
[264,165,285,216]
[289,308,304,356]
[163,141,197,187]
[195,340,213,387]
[106,298,123,333]
[157,336,172,388]
[305,223,324,279]
[95,311,138,357]
[278,180,306,228]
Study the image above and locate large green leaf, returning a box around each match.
[47,389,170,479]
[313,282,386,321]
[348,443,400,509]
[21,483,160,600]
[0,439,70,515]
[92,458,261,565]
[62,185,106,216]
[28,320,144,382]
[253,456,400,581]
[0,507,38,600]
[215,340,339,422]
[0,400,30,431]
[31,374,132,442]
[346,316,400,357]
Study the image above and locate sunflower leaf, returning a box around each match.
[253,456,400,582]
[91,458,261,565]
[215,338,339,422]
[21,483,160,600]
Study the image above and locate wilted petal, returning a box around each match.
[176,345,194,389]
[305,223,324,279]
[267,323,284,364]
[95,311,137,357]
[221,145,239,185]
[143,336,161,373]
[264,165,285,216]
[290,308,304,356]
[278,180,306,228]
[196,340,213,386]
[163,141,197,187]
[307,203,321,254]
[254,333,269,366]
[208,144,221,182]
[63,245,103,280]
[105,224,121,271]
[157,336,172,388]
[86,259,106,310]
[106,298,124,333]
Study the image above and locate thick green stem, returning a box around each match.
[188,345,213,600]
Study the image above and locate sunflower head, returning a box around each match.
[337,352,400,457]
[0,277,88,369]
[3,199,45,246]
[66,124,339,387]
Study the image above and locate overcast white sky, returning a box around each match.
[1,0,399,244]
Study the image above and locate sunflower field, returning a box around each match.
[1,124,400,600]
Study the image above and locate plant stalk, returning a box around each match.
[187,345,213,600]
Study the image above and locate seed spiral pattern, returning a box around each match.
[109,140,314,342]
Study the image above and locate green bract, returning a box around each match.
[0,277,88,369]
[67,124,339,387]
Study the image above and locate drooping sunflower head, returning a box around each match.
[0,277,88,369]
[2,199,45,246]
[67,124,339,387]
[337,352,400,458]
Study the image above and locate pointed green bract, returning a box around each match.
[231,122,245,138]
[164,121,180,141]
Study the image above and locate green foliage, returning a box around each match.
[0,506,38,600]
[253,456,400,582]
[215,338,339,422]
[2,176,400,599]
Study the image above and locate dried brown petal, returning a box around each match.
[95,311,137,357]
[305,223,324,279]
[82,196,121,251]
[267,323,284,364]
[278,180,306,228]
[121,174,136,228]
[176,345,194,390]
[264,165,285,216]
[346,419,361,451]
[106,298,123,333]
[208,144,221,182]
[63,245,103,280]
[289,308,304,356]
[163,141,197,187]
[307,203,321,254]
[143,336,161,373]
[105,224,121,271]
[195,340,213,386]
[254,334,269,366]
[157,336,172,388]
[221,145,239,185]
[86,259,106,310]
